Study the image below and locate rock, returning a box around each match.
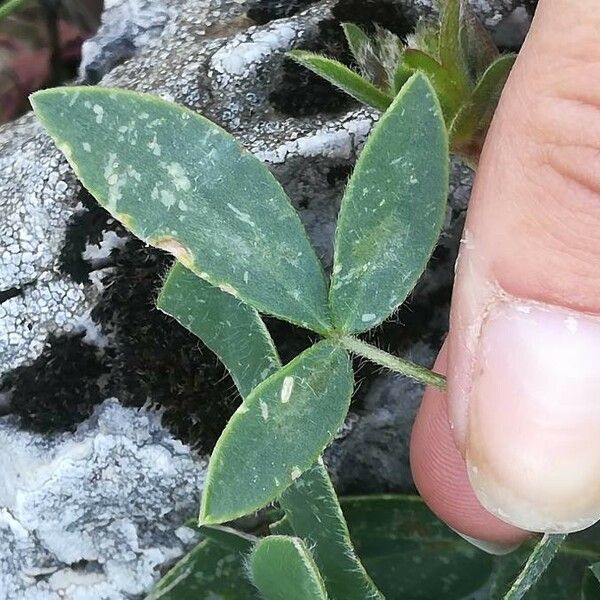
[79,0,179,84]
[0,399,204,599]
[0,0,531,596]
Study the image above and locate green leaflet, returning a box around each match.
[287,51,393,112]
[31,87,332,334]
[501,534,567,600]
[342,22,378,80]
[592,562,600,584]
[157,263,280,398]
[279,461,383,600]
[146,537,258,600]
[0,0,27,21]
[450,54,516,157]
[438,0,468,91]
[392,60,413,95]
[402,49,463,121]
[329,73,448,334]
[583,569,600,599]
[410,19,440,60]
[200,341,353,524]
[459,0,499,80]
[250,536,329,600]
[158,265,376,596]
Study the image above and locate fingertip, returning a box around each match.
[410,345,529,549]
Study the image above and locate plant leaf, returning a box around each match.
[341,22,386,86]
[438,0,467,90]
[392,59,413,95]
[279,460,383,600]
[342,23,372,64]
[31,87,332,334]
[489,526,600,600]
[459,0,499,80]
[250,536,329,600]
[273,494,600,599]
[146,538,258,600]
[287,51,393,111]
[329,73,448,334]
[501,534,567,600]
[450,54,515,159]
[341,495,495,599]
[157,263,280,398]
[592,562,600,584]
[200,340,353,524]
[409,18,440,59]
[0,0,27,21]
[402,48,463,120]
[583,568,600,599]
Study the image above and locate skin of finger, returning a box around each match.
[410,345,529,545]
[446,0,600,450]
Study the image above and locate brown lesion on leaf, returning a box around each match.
[148,236,194,269]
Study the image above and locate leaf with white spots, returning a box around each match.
[157,262,280,398]
[329,73,448,333]
[31,87,332,334]
[200,341,353,525]
[250,536,329,600]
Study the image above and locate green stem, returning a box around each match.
[503,533,566,600]
[339,336,446,390]
[0,0,28,20]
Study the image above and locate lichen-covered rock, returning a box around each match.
[0,400,204,599]
[0,0,532,596]
[80,0,179,84]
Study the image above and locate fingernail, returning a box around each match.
[449,527,521,556]
[466,300,600,533]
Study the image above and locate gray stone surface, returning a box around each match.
[0,0,531,596]
[0,400,204,599]
[80,0,179,84]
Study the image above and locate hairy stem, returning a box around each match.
[339,336,446,390]
[0,0,27,20]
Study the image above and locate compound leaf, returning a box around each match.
[329,73,448,333]
[280,461,383,600]
[31,87,332,334]
[250,536,329,600]
[158,263,280,398]
[287,51,393,111]
[200,341,353,524]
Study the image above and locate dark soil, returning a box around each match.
[268,0,415,117]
